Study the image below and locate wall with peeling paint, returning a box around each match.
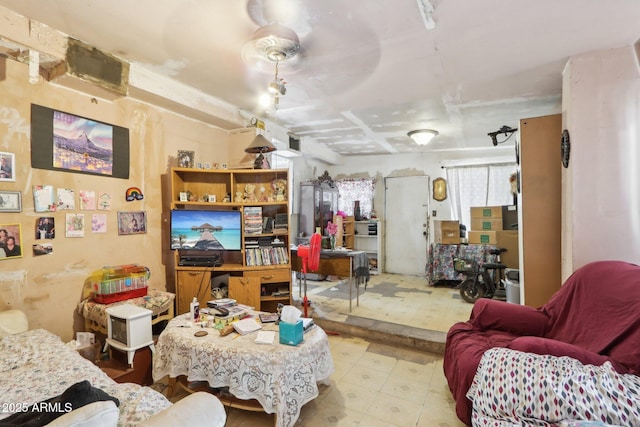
[0,58,231,341]
[292,150,512,229]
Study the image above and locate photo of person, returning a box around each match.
[0,224,23,260]
[117,211,147,235]
[0,228,7,256]
[33,242,53,256]
[4,236,21,257]
[36,217,56,239]
[177,150,194,168]
[0,152,15,182]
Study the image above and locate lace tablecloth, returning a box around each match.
[77,289,175,334]
[153,313,334,427]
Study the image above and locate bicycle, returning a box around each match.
[455,248,508,303]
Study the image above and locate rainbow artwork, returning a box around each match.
[125,187,144,201]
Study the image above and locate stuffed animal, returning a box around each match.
[244,183,257,202]
[272,179,287,201]
[235,191,244,202]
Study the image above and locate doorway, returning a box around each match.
[384,175,430,276]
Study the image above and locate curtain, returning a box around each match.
[335,179,376,218]
[446,163,517,230]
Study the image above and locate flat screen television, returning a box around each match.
[170,209,242,251]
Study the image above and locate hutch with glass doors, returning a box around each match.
[298,181,339,238]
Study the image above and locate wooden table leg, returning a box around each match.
[166,377,176,398]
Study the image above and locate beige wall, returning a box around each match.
[561,44,640,280]
[0,58,231,341]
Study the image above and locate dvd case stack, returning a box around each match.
[243,206,262,235]
[245,239,289,266]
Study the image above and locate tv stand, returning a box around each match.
[170,168,292,315]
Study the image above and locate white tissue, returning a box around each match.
[280,305,302,324]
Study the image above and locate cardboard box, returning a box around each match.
[495,230,519,269]
[470,218,503,231]
[279,320,303,346]
[434,220,460,244]
[470,206,502,219]
[468,230,497,244]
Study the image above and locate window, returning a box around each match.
[446,163,516,230]
[335,179,375,218]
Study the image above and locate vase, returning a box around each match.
[354,200,362,221]
[330,235,336,250]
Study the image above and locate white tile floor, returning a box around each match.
[163,273,472,426]
[300,273,473,333]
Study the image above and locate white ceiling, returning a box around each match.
[1,0,639,157]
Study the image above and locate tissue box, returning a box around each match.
[279,320,303,346]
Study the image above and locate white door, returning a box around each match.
[384,176,430,275]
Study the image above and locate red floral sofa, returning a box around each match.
[443,260,640,425]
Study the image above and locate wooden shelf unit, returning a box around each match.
[332,215,354,249]
[170,168,292,314]
[354,220,383,274]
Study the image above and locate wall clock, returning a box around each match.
[561,129,571,168]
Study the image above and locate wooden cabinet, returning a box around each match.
[229,276,261,310]
[333,215,354,249]
[518,115,562,307]
[244,267,291,312]
[170,167,291,314]
[175,270,213,315]
[354,220,383,274]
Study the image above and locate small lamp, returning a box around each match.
[245,134,277,154]
[408,129,439,145]
[245,134,276,169]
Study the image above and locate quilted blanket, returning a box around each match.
[0,329,171,425]
[467,348,640,426]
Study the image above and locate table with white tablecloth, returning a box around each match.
[152,313,334,427]
[77,289,175,335]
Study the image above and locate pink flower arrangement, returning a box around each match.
[326,221,338,236]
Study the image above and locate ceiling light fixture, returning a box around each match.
[488,125,518,146]
[243,23,300,112]
[408,129,439,145]
[268,58,286,109]
[249,24,300,63]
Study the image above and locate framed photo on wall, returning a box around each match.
[0,152,15,182]
[30,104,130,179]
[0,191,21,213]
[36,217,55,239]
[0,223,23,259]
[118,211,147,235]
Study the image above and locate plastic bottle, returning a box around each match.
[190,297,200,322]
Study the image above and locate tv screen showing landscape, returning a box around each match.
[170,210,242,251]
